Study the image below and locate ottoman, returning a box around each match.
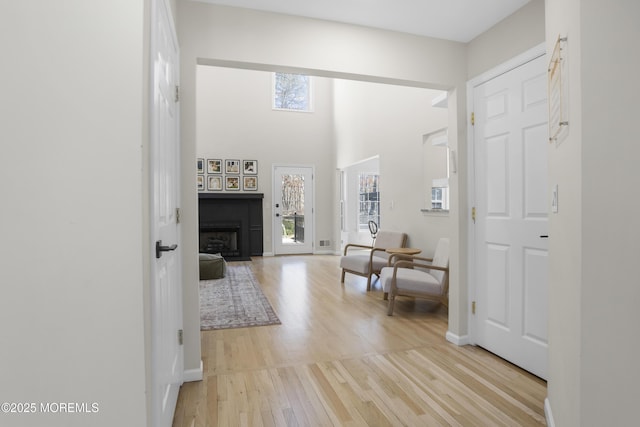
[199,253,226,280]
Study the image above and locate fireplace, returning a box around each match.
[198,193,263,261]
[200,223,240,257]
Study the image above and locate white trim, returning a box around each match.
[183,360,203,382]
[445,331,470,346]
[340,154,380,169]
[262,251,275,257]
[431,91,448,108]
[544,398,556,427]
[465,42,546,345]
[467,42,546,88]
[313,249,334,255]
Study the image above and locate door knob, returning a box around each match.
[156,240,178,258]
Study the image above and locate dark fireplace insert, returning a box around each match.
[199,223,240,258]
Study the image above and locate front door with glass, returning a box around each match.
[273,166,314,255]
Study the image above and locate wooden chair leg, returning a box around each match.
[341,270,346,283]
[387,295,396,316]
[383,292,388,300]
[366,275,372,291]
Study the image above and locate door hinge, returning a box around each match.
[178,329,184,345]
[471,207,476,223]
[472,301,476,315]
[471,112,475,126]
[176,207,181,224]
[175,85,180,103]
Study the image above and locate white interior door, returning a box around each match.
[472,52,549,379]
[273,166,314,255]
[150,0,182,426]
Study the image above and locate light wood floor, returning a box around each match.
[172,255,547,427]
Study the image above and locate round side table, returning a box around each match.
[385,247,422,255]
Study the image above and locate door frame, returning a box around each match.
[466,42,547,344]
[272,164,315,255]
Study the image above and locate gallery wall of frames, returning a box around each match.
[197,158,258,192]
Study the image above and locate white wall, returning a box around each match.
[0,1,148,426]
[544,2,582,425]
[467,0,546,78]
[196,66,335,253]
[334,79,450,254]
[580,3,640,424]
[545,1,640,426]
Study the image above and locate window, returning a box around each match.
[273,73,312,112]
[423,127,451,211]
[431,177,449,210]
[431,186,449,210]
[358,173,380,229]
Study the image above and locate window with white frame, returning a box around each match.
[273,72,312,112]
[358,173,380,229]
[431,177,449,210]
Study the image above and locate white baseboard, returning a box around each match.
[544,398,555,427]
[313,249,334,255]
[445,331,470,346]
[263,251,341,256]
[183,360,203,382]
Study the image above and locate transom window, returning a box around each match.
[273,73,312,112]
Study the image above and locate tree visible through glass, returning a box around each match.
[281,174,305,243]
[359,173,380,229]
[274,73,311,111]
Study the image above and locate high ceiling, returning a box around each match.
[194,0,532,43]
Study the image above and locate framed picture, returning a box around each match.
[225,159,240,174]
[197,175,204,191]
[207,175,223,191]
[207,159,222,174]
[243,176,258,191]
[197,158,205,174]
[243,160,258,175]
[225,176,240,191]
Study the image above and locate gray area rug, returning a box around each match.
[199,264,281,330]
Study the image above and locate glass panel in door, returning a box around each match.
[273,166,313,254]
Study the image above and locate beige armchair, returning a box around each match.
[380,237,450,315]
[340,230,408,291]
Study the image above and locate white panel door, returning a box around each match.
[273,166,314,255]
[150,0,182,426]
[473,54,549,379]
